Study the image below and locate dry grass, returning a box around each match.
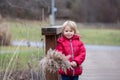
[39,48,72,80]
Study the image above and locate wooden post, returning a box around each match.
[41,26,62,80]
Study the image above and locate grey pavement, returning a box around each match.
[79,45,120,80]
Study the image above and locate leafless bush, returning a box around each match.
[0,23,12,46]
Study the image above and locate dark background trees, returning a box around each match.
[0,0,51,20]
[0,0,120,23]
[55,0,120,23]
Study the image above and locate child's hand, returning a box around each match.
[70,61,77,67]
[66,55,71,59]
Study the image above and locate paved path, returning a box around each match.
[79,45,120,80]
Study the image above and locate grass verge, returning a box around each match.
[78,28,120,46]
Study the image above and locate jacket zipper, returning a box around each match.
[70,39,75,76]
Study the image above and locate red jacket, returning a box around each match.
[56,35,86,76]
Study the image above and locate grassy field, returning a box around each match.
[8,19,50,41]
[5,19,120,46]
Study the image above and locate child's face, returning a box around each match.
[63,26,75,39]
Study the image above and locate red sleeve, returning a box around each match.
[74,42,86,65]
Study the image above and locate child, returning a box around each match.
[56,20,86,80]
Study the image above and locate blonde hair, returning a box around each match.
[62,20,77,34]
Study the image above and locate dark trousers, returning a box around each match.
[61,75,79,80]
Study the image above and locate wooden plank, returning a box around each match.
[42,26,62,35]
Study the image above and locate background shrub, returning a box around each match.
[0,23,12,46]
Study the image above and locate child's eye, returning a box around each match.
[70,30,73,32]
[65,30,68,32]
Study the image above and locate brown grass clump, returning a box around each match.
[39,48,72,80]
[0,23,12,46]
